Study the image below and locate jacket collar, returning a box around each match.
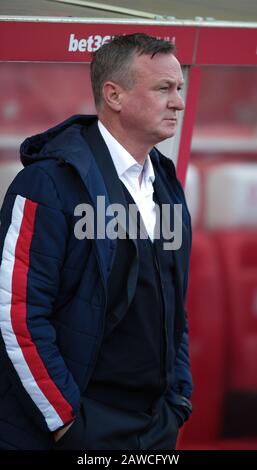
[83,121,138,251]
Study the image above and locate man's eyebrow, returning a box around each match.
[158,79,184,86]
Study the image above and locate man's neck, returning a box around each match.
[98,116,151,166]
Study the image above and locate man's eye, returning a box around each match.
[159,87,168,91]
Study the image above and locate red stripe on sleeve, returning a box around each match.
[11,198,74,426]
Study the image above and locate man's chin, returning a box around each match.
[158,129,176,141]
[161,122,177,137]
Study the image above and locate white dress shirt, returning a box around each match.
[98,120,156,241]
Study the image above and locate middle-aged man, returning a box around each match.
[0,33,192,450]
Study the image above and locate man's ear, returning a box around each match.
[102,81,123,111]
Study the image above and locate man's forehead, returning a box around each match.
[133,53,183,81]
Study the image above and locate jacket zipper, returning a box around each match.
[152,244,168,390]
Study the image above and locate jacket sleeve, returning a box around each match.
[165,182,193,425]
[0,165,80,433]
[173,268,193,400]
[165,272,193,425]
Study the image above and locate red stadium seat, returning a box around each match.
[178,231,225,447]
[213,230,257,437]
[214,231,257,390]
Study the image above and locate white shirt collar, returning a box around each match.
[98,120,155,184]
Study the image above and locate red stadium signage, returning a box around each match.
[196,27,257,65]
[1,21,256,65]
[0,22,196,63]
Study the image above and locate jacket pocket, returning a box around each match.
[52,405,86,450]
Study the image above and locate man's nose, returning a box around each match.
[168,93,185,111]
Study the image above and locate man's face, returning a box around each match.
[119,52,185,146]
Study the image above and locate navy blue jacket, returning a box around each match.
[0,115,192,449]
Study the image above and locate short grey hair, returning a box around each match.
[90,33,176,109]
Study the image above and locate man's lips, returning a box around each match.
[164,118,177,123]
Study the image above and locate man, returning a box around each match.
[0,33,192,450]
